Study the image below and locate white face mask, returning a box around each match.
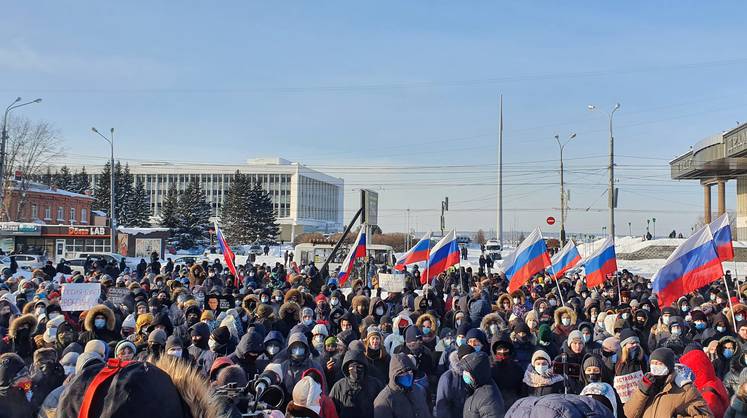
[490,324,498,334]
[63,365,75,376]
[208,338,218,350]
[376,307,384,316]
[561,318,571,326]
[513,298,520,304]
[48,312,61,320]
[168,349,182,357]
[549,299,557,307]
[267,345,280,355]
[534,364,549,375]
[650,364,669,376]
[330,298,339,306]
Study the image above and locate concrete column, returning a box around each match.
[704,184,712,224]
[718,180,726,216]
[737,177,747,240]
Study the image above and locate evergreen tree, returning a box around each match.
[71,167,90,194]
[41,167,52,186]
[55,166,73,191]
[173,179,211,249]
[221,171,253,244]
[127,179,151,227]
[159,183,180,230]
[246,180,280,243]
[115,163,134,224]
[93,161,112,214]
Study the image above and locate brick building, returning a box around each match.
[3,180,94,225]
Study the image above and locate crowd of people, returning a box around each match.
[0,249,746,418]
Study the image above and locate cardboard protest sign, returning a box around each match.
[60,283,101,312]
[106,287,130,305]
[377,273,406,293]
[613,370,643,403]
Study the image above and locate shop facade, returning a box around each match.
[0,222,111,261]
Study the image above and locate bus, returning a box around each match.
[293,242,395,271]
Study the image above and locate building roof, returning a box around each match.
[7,180,93,200]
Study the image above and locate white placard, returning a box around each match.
[60,283,101,312]
[377,273,406,293]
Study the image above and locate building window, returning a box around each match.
[44,207,51,220]
[57,207,64,221]
[31,204,38,219]
[81,208,88,224]
[70,208,76,224]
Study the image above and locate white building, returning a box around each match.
[59,157,343,242]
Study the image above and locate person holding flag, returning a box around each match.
[337,226,367,287]
[424,230,460,285]
[550,240,581,280]
[502,228,552,293]
[214,221,239,287]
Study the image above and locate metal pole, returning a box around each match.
[559,140,565,246]
[1,98,41,220]
[498,94,504,247]
[110,129,116,253]
[609,104,620,241]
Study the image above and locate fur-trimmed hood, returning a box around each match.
[480,312,506,334]
[84,304,116,332]
[351,295,370,313]
[9,313,37,339]
[284,288,302,304]
[416,312,439,334]
[496,294,512,311]
[279,301,301,322]
[553,306,577,328]
[510,289,526,304]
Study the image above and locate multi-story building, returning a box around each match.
[60,157,344,242]
[3,180,94,226]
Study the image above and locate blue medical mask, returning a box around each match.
[610,353,618,364]
[717,326,727,333]
[583,335,591,343]
[724,349,735,359]
[462,371,475,386]
[395,373,413,389]
[695,322,706,330]
[94,319,106,329]
[422,327,431,335]
[473,344,482,352]
[456,336,466,347]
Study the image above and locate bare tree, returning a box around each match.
[2,116,64,221]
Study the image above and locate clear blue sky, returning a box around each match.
[2,2,747,237]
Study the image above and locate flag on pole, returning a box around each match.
[424,230,460,284]
[503,228,552,293]
[214,222,238,287]
[709,212,734,261]
[652,225,724,308]
[337,227,367,286]
[583,237,617,287]
[550,240,582,280]
[394,233,432,271]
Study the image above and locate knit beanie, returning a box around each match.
[683,342,703,355]
[650,347,676,371]
[122,314,137,330]
[619,329,639,347]
[457,343,475,360]
[75,352,103,375]
[215,364,248,387]
[532,350,551,364]
[148,329,167,346]
[602,337,620,353]
[567,330,583,347]
[211,326,231,345]
[60,352,79,368]
[457,322,471,337]
[311,324,329,337]
[165,335,182,351]
[292,376,322,414]
[115,340,136,357]
[513,322,530,335]
[84,340,107,361]
[538,324,552,343]
[404,325,422,343]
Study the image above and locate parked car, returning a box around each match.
[10,254,47,270]
[248,244,263,255]
[65,258,88,275]
[172,255,200,267]
[0,256,11,274]
[74,252,133,268]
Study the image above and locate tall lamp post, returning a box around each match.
[652,217,656,238]
[554,132,576,246]
[92,127,116,253]
[2,97,42,215]
[588,103,621,241]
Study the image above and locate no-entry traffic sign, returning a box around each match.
[546,216,556,225]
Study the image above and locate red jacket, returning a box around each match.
[680,349,730,418]
[302,368,339,418]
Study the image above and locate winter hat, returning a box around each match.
[60,352,79,368]
[567,330,583,347]
[532,350,551,364]
[404,325,422,343]
[366,326,383,341]
[456,322,471,337]
[43,315,65,343]
[583,353,604,370]
[84,340,107,361]
[62,342,83,356]
[513,322,530,335]
[580,382,617,417]
[292,376,322,414]
[683,342,703,355]
[215,364,248,387]
[619,329,639,347]
[690,310,707,322]
[538,324,552,343]
[457,343,475,360]
[465,328,487,346]
[122,314,137,330]
[165,335,182,351]
[115,340,136,357]
[324,336,338,346]
[148,329,167,346]
[650,347,676,372]
[301,307,314,319]
[0,353,27,386]
[211,326,231,345]
[33,347,57,365]
[200,310,214,321]
[190,322,211,338]
[602,337,620,353]
[311,324,328,337]
[348,340,365,352]
[75,352,103,375]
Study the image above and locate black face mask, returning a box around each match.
[348,364,365,383]
[587,373,601,383]
[187,316,199,327]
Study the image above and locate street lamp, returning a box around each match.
[554,132,576,246]
[1,97,42,216]
[628,222,632,236]
[652,217,656,238]
[588,103,621,241]
[92,127,116,253]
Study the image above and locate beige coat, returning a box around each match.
[624,373,714,418]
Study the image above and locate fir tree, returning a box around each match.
[246,180,280,243]
[173,179,211,249]
[221,171,253,244]
[127,179,151,227]
[93,161,112,214]
[41,167,52,186]
[159,183,180,230]
[71,167,90,194]
[55,166,73,191]
[115,163,134,224]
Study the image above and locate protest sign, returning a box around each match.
[377,273,406,293]
[613,370,643,403]
[106,287,131,305]
[60,283,101,312]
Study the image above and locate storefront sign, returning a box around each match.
[0,222,41,236]
[68,226,108,236]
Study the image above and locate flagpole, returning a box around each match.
[548,263,566,307]
[724,272,738,333]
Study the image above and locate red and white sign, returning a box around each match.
[546,216,556,225]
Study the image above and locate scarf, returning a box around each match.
[522,366,564,388]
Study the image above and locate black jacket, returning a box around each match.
[329,350,384,418]
[462,352,505,418]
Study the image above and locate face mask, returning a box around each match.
[513,298,520,304]
[549,299,557,307]
[35,307,45,316]
[291,346,306,357]
[473,344,482,352]
[534,364,549,375]
[695,322,706,330]
[681,305,689,313]
[456,336,466,347]
[642,305,650,311]
[395,373,414,389]
[168,349,182,357]
[650,364,669,376]
[489,324,498,334]
[94,319,106,329]
[261,297,269,304]
[738,315,745,322]
[621,313,629,320]
[63,366,75,376]
[267,345,280,355]
[208,338,218,350]
[671,328,681,336]
[303,319,313,327]
[717,326,727,333]
[711,294,717,301]
[462,371,475,386]
[443,337,454,347]
[583,334,591,343]
[330,298,339,306]
[610,354,618,364]
[724,348,735,359]
[561,318,571,327]
[662,316,671,325]
[587,373,601,383]
[376,307,384,316]
[422,327,431,335]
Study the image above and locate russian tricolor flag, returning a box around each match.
[214,221,239,286]
[424,230,460,284]
[394,233,431,271]
[652,225,724,308]
[709,212,734,261]
[583,237,617,288]
[551,240,581,280]
[338,227,367,286]
[503,228,552,293]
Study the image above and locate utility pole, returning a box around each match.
[441,197,449,236]
[497,94,503,247]
[554,133,576,246]
[92,127,116,253]
[588,103,620,240]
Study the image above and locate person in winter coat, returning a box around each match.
[436,344,473,418]
[724,347,747,397]
[77,304,118,345]
[227,329,267,380]
[0,353,33,418]
[553,330,586,394]
[510,322,536,372]
[329,349,384,418]
[491,334,523,408]
[29,347,65,414]
[551,306,577,345]
[725,381,747,418]
[286,376,324,418]
[0,314,37,364]
[188,322,217,377]
[462,352,505,418]
[713,336,740,380]
[504,393,615,418]
[363,326,389,383]
[274,332,325,396]
[302,368,339,418]
[372,353,432,418]
[614,329,647,403]
[680,349,730,418]
[624,347,713,418]
[521,350,564,397]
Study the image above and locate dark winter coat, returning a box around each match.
[462,352,505,418]
[436,351,467,418]
[227,329,268,379]
[725,396,747,418]
[504,393,614,418]
[329,350,384,418]
[77,304,118,345]
[491,357,523,408]
[0,386,33,418]
[29,364,66,413]
[372,353,432,418]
